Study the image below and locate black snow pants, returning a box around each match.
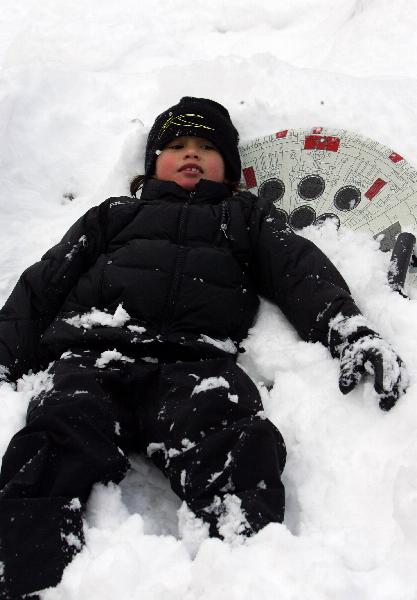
[0,349,286,598]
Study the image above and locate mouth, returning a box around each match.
[178,163,203,174]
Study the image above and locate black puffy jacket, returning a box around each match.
[0,179,360,380]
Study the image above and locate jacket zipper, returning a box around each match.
[217,199,230,243]
[160,192,193,332]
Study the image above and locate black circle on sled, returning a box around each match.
[334,186,361,211]
[314,213,341,229]
[258,178,285,203]
[289,206,316,229]
[297,175,325,201]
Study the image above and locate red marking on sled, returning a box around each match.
[365,178,387,200]
[243,166,257,189]
[275,130,288,139]
[389,152,403,163]
[311,127,323,134]
[304,135,340,152]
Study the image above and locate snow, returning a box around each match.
[198,334,237,354]
[65,304,130,329]
[1,1,417,598]
[191,377,230,396]
[94,349,135,369]
[127,325,147,334]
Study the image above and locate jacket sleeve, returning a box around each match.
[0,198,120,381]
[246,194,361,347]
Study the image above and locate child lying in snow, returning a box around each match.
[0,96,408,598]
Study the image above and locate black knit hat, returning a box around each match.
[145,97,241,182]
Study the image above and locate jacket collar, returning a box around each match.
[141,178,230,203]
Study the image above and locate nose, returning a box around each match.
[184,143,200,159]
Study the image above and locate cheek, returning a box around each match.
[155,154,176,179]
[208,156,226,181]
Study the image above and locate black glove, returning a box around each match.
[329,316,408,411]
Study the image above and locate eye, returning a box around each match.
[201,143,217,151]
[166,143,184,150]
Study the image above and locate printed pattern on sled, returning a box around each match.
[239,127,417,288]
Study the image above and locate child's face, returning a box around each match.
[154,136,225,191]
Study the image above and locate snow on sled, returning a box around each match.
[239,127,417,292]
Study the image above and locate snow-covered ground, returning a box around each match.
[1,1,417,598]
